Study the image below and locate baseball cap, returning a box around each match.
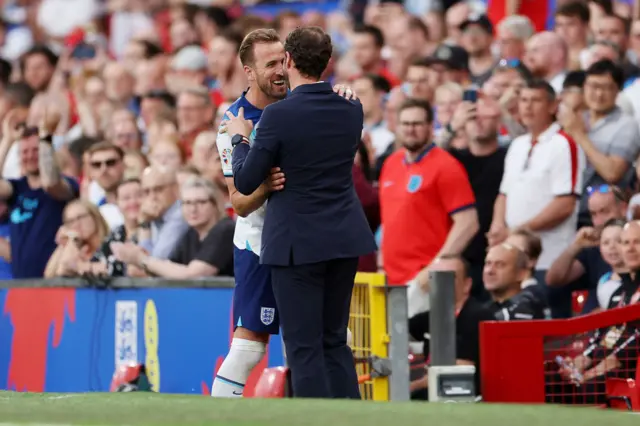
[425,44,469,71]
[460,13,494,35]
[172,45,208,72]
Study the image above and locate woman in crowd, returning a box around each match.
[595,218,627,311]
[92,178,144,277]
[44,199,109,278]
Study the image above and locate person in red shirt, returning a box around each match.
[379,98,479,287]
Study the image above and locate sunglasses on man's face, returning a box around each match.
[90,158,119,169]
[587,184,624,202]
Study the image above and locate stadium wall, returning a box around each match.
[0,279,284,395]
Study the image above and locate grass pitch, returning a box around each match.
[0,392,637,426]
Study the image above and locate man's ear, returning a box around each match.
[285,51,292,70]
[243,64,254,82]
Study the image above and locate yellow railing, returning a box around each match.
[350,272,389,401]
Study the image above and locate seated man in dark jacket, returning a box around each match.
[408,254,494,399]
[484,242,549,321]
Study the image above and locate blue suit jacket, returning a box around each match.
[232,82,377,266]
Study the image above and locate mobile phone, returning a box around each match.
[463,89,478,103]
[71,42,96,60]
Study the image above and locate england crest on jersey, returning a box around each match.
[260,307,275,325]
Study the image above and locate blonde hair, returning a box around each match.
[180,176,226,217]
[434,82,464,102]
[63,199,110,245]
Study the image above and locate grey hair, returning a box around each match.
[498,15,535,41]
[180,176,226,217]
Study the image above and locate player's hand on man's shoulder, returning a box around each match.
[333,84,358,101]
[225,107,253,138]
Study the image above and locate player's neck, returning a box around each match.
[245,86,277,110]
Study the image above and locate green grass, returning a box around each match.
[0,392,637,426]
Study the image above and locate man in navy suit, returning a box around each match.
[226,27,376,399]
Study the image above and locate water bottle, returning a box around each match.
[555,355,583,386]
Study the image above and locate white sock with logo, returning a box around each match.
[211,338,266,397]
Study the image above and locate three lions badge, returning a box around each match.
[260,307,275,325]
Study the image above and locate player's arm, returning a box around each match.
[217,128,270,218]
[231,108,280,196]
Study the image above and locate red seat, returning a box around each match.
[251,367,290,398]
[110,363,144,392]
[605,357,640,411]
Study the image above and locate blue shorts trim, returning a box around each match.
[233,247,279,335]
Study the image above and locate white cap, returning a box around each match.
[172,45,208,72]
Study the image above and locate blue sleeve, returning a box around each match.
[63,176,80,198]
[232,107,279,195]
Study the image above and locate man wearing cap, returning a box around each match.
[460,14,499,86]
[424,44,471,86]
[170,45,211,91]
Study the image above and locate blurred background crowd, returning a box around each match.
[2,0,640,400]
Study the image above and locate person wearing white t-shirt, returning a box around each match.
[489,80,585,313]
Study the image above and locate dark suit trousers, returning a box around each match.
[271,257,361,399]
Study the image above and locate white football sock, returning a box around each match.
[211,338,265,397]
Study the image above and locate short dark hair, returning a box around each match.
[510,229,542,262]
[0,58,11,86]
[563,70,586,89]
[201,6,231,30]
[87,141,125,160]
[409,57,431,69]
[556,1,590,23]
[357,73,391,93]
[525,79,557,101]
[353,24,384,48]
[20,45,58,73]
[586,59,624,90]
[4,82,35,107]
[239,28,281,66]
[588,0,614,15]
[67,136,99,164]
[397,98,434,124]
[137,40,164,59]
[284,27,332,80]
[603,218,627,229]
[438,254,471,279]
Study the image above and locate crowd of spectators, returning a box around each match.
[0,0,639,402]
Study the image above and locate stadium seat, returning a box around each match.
[605,357,640,411]
[110,363,151,392]
[251,366,291,398]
